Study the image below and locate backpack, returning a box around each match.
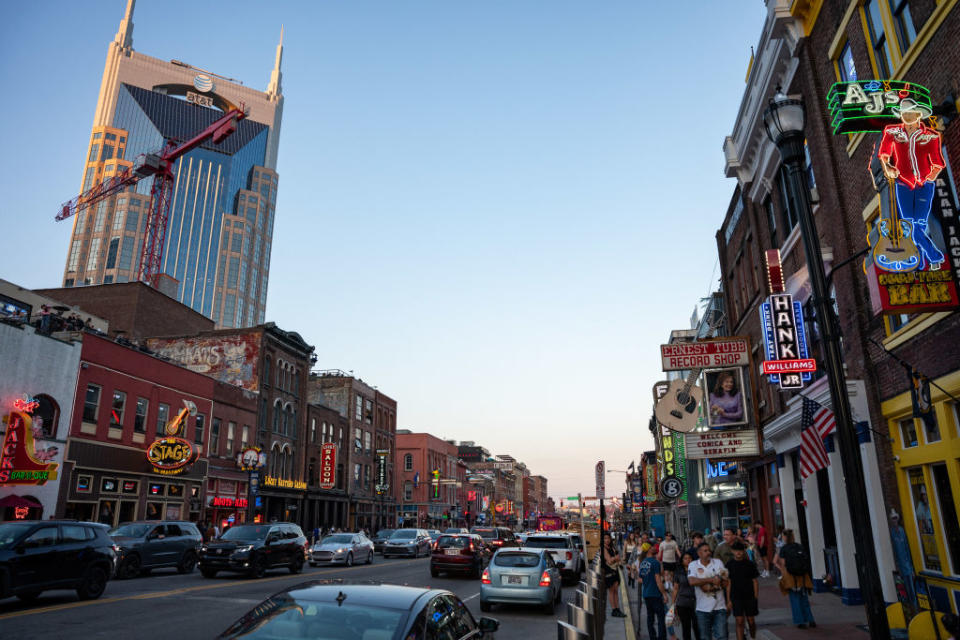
[782,543,811,576]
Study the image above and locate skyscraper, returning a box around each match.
[61,0,284,328]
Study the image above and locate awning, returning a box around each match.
[0,495,43,509]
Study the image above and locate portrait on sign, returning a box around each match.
[703,368,748,429]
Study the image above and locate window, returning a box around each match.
[887,313,913,334]
[263,357,271,387]
[920,412,941,444]
[194,414,205,445]
[364,431,372,454]
[119,237,135,271]
[134,397,148,433]
[354,428,363,453]
[210,418,221,456]
[310,419,316,443]
[110,390,126,427]
[241,425,249,448]
[404,481,413,501]
[777,169,799,232]
[226,422,236,454]
[24,527,58,549]
[86,238,101,272]
[888,0,916,53]
[273,401,281,433]
[365,399,373,424]
[156,403,169,435]
[765,197,777,249]
[405,453,414,471]
[364,464,371,489]
[837,41,857,81]
[355,395,363,420]
[899,418,918,448]
[863,0,893,77]
[908,467,941,571]
[88,144,100,163]
[83,384,101,422]
[32,394,59,437]
[354,463,362,485]
[930,464,960,574]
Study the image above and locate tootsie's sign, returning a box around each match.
[146,437,195,475]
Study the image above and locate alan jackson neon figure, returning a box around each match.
[878,98,946,270]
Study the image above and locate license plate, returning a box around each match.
[445,549,460,556]
[507,575,523,584]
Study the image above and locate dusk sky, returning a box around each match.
[0,1,767,501]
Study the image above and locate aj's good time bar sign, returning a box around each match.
[827,80,932,135]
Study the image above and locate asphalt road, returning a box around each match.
[0,554,586,639]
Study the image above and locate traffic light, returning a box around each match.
[432,469,440,498]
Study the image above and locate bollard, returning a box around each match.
[557,620,589,640]
[566,602,594,639]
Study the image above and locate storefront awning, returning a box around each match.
[0,495,42,509]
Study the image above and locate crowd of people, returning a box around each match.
[603,523,817,640]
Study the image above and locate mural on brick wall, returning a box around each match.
[146,335,260,392]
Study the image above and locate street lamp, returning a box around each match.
[763,90,889,639]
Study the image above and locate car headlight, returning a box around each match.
[234,545,254,553]
[335,547,347,554]
[200,545,208,553]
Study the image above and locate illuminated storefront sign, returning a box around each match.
[262,475,306,491]
[146,437,195,475]
[236,446,266,471]
[827,80,932,135]
[319,443,337,490]
[375,449,389,494]
[210,496,248,508]
[760,294,812,389]
[660,338,750,371]
[686,429,760,460]
[0,410,59,485]
[705,459,742,485]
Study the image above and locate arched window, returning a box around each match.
[289,407,297,439]
[32,394,59,438]
[404,454,413,471]
[276,360,283,387]
[273,400,282,433]
[271,444,280,474]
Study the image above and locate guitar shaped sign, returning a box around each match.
[654,315,723,433]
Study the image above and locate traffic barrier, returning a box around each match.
[566,602,596,639]
[557,620,590,640]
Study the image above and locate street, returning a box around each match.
[0,555,582,639]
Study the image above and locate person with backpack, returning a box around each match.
[776,529,816,629]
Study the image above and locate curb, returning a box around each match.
[619,567,636,640]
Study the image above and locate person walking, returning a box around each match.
[755,522,769,578]
[776,530,816,629]
[673,551,702,640]
[603,532,626,618]
[725,542,759,640]
[714,527,738,566]
[626,532,639,588]
[660,532,681,575]
[771,528,786,577]
[688,543,729,640]
[686,532,706,559]
[639,544,669,640]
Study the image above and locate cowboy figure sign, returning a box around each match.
[878,98,946,271]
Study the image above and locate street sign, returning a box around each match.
[660,476,684,500]
[595,461,605,500]
[248,470,261,495]
[566,496,579,501]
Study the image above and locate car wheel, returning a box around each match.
[480,600,492,613]
[120,554,141,580]
[289,554,304,574]
[250,555,267,579]
[345,552,353,567]
[366,550,373,565]
[177,551,197,574]
[200,568,218,579]
[76,566,108,600]
[16,590,42,602]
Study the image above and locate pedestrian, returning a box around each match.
[755,522,769,578]
[626,532,639,588]
[39,305,52,334]
[603,532,626,618]
[941,613,959,640]
[638,544,668,640]
[686,532,705,559]
[672,551,702,640]
[771,529,786,577]
[776,529,816,629]
[688,542,729,640]
[725,541,759,640]
[660,532,681,575]
[714,527,738,566]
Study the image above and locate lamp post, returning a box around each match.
[762,91,889,639]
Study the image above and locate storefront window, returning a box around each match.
[921,413,941,444]
[110,391,126,427]
[98,499,117,525]
[146,502,163,519]
[899,419,918,448]
[83,384,101,423]
[908,468,941,572]
[930,464,960,575]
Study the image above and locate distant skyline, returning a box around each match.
[0,1,767,501]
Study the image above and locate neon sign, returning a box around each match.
[262,475,306,490]
[211,496,248,508]
[827,80,932,135]
[0,411,59,485]
[146,437,195,475]
[760,251,813,388]
[14,506,29,519]
[236,446,266,471]
[319,443,337,490]
[13,397,39,413]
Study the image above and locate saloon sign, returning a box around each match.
[146,437,195,475]
[319,443,337,490]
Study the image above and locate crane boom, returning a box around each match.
[57,106,246,288]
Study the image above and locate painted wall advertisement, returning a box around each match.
[147,334,260,392]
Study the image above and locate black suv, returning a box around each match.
[0,520,116,602]
[109,520,203,578]
[470,526,519,552]
[198,523,307,578]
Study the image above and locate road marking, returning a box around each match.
[0,557,424,621]
[462,593,480,602]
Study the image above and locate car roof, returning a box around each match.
[278,580,448,611]
[499,547,547,556]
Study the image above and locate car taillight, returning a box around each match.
[432,541,439,551]
[539,570,552,587]
[491,539,503,546]
[481,568,491,584]
[566,551,573,560]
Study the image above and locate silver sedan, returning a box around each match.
[309,533,374,566]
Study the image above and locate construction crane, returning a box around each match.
[57,105,246,287]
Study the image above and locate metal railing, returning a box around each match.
[557,551,608,639]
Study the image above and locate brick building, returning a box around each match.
[303,402,350,531]
[396,431,462,527]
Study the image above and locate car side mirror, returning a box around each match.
[478,617,499,633]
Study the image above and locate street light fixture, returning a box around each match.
[763,90,889,639]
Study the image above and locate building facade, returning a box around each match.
[61,1,284,328]
[396,432,461,527]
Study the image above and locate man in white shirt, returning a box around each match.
[688,542,729,640]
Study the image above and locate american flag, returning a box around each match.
[799,396,837,479]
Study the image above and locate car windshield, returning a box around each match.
[472,528,496,539]
[375,529,394,538]
[525,537,568,549]
[321,535,353,544]
[495,552,541,567]
[109,523,153,537]
[220,525,271,541]
[390,530,416,539]
[436,536,469,549]
[0,522,34,547]
[444,528,463,534]
[219,594,405,639]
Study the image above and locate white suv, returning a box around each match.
[521,533,582,584]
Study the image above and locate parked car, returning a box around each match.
[109,520,203,579]
[443,527,470,535]
[217,581,499,639]
[309,532,374,566]
[0,520,116,602]
[522,533,582,584]
[198,522,307,578]
[371,528,395,554]
[430,534,486,578]
[427,529,443,542]
[382,528,432,558]
[470,526,519,552]
[480,548,562,614]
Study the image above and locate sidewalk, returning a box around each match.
[622,573,868,640]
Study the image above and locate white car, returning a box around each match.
[521,533,583,584]
[309,533,374,566]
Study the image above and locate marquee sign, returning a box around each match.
[319,443,337,489]
[0,411,59,485]
[660,338,750,371]
[685,429,760,459]
[146,437,195,475]
[827,80,932,135]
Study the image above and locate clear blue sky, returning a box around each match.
[0,1,766,502]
